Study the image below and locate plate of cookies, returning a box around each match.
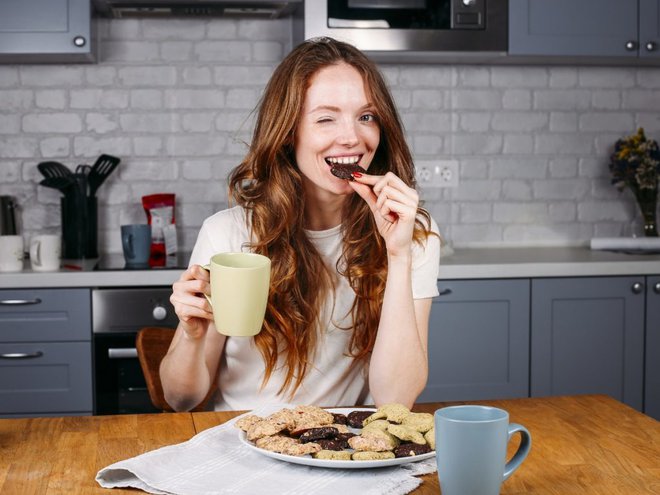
[235,403,436,469]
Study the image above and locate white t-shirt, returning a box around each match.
[188,205,441,411]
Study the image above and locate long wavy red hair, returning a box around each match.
[228,37,435,397]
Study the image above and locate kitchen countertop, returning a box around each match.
[1,247,659,289]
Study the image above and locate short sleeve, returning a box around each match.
[411,214,441,299]
[187,206,250,268]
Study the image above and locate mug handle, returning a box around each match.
[30,240,42,267]
[503,423,532,481]
[201,264,213,307]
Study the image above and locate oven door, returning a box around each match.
[94,332,159,415]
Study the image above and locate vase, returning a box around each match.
[633,187,658,237]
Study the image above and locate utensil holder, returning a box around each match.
[61,196,97,259]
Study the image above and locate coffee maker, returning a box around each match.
[0,196,18,236]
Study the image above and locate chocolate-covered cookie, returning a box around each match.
[330,163,362,180]
[332,413,348,425]
[393,443,432,458]
[316,438,345,451]
[347,410,373,428]
[335,432,357,448]
[299,426,339,443]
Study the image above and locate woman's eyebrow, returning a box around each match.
[308,103,375,114]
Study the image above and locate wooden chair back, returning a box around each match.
[136,326,215,412]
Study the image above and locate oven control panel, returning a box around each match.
[92,288,179,334]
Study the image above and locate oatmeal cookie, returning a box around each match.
[291,405,335,431]
[234,414,261,432]
[348,429,399,452]
[246,418,290,441]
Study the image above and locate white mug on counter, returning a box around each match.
[29,234,61,272]
[0,235,24,272]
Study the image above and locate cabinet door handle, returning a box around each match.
[631,282,644,294]
[0,298,42,306]
[625,40,638,51]
[654,282,660,294]
[646,41,657,52]
[0,351,44,359]
[438,288,453,296]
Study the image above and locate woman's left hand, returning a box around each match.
[349,172,419,258]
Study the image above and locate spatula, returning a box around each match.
[39,176,76,194]
[88,154,120,197]
[37,161,72,179]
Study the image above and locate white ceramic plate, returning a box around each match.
[238,407,435,469]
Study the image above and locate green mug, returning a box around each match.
[203,252,271,337]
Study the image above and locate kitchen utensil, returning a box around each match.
[88,154,120,196]
[37,161,72,179]
[0,196,18,236]
[39,176,76,193]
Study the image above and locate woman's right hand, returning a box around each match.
[170,264,214,339]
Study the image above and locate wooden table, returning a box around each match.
[1,395,658,494]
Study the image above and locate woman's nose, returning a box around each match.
[337,121,359,146]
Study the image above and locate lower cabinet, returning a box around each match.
[419,279,530,403]
[530,277,645,411]
[0,288,92,417]
[645,276,660,419]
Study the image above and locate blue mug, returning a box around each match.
[121,224,151,268]
[435,405,532,495]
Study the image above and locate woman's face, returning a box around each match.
[295,62,381,199]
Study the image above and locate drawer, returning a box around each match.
[0,289,91,342]
[0,342,93,415]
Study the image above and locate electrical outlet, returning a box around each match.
[416,160,459,188]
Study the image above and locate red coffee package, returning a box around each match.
[142,193,177,266]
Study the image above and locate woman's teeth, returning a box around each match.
[326,156,360,165]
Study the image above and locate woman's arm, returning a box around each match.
[160,264,225,411]
[349,172,435,408]
[368,255,432,408]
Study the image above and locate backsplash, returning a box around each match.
[1,17,659,254]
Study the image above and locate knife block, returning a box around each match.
[61,196,98,259]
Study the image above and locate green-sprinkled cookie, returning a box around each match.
[387,424,427,445]
[352,451,396,461]
[401,412,434,433]
[361,419,391,432]
[313,450,352,461]
[424,427,436,450]
[378,403,411,423]
[362,410,387,426]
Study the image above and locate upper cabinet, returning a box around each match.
[509,0,660,61]
[0,0,96,63]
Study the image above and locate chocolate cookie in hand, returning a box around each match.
[330,163,363,180]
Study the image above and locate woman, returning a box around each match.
[161,37,441,412]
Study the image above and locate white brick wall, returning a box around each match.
[1,17,659,254]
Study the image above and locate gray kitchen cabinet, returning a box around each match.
[0,289,93,417]
[645,276,660,420]
[0,0,96,63]
[509,0,660,60]
[419,279,530,403]
[531,277,645,411]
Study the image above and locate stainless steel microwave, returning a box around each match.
[294,0,508,63]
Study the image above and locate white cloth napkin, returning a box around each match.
[590,237,660,252]
[96,405,437,495]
